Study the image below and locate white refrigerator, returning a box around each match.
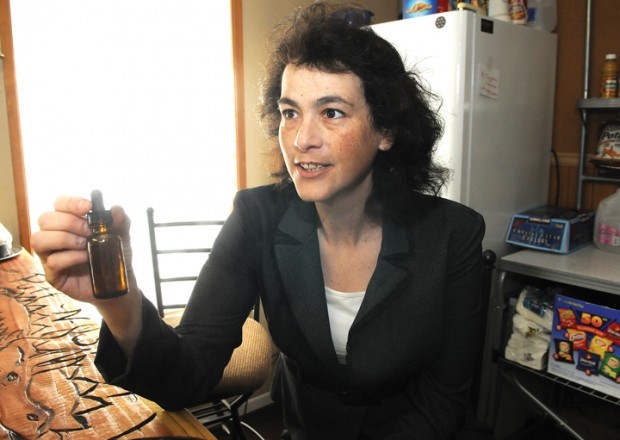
[373,11,557,257]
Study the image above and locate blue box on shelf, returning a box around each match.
[505,206,594,254]
[548,293,620,400]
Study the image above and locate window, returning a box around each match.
[11,1,241,307]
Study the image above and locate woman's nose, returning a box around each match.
[294,118,322,151]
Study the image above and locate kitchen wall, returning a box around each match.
[549,0,620,210]
[241,0,401,188]
[2,0,620,246]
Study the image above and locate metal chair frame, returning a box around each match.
[147,208,227,318]
[146,207,265,439]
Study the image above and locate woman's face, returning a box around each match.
[278,65,392,208]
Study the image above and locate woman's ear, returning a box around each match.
[378,129,394,151]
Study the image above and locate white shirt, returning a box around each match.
[325,286,365,364]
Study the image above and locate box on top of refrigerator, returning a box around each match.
[402,0,440,18]
[401,1,487,19]
[548,293,620,399]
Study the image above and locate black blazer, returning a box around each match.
[96,185,486,439]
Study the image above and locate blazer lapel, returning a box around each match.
[354,219,410,326]
[274,200,412,365]
[274,199,338,365]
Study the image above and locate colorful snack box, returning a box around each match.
[589,335,614,358]
[565,328,588,351]
[600,353,620,383]
[548,294,620,399]
[606,322,620,345]
[557,307,578,329]
[552,339,574,364]
[576,351,600,376]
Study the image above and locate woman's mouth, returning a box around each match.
[297,162,327,172]
[294,161,330,178]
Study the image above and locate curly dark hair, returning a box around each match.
[258,2,450,219]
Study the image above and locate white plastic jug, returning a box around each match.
[594,188,620,254]
[489,0,510,22]
[527,0,557,32]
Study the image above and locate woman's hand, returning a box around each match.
[32,195,143,357]
[32,194,136,298]
[32,196,132,301]
[32,196,95,302]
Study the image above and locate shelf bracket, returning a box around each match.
[509,372,586,440]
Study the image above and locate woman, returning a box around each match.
[32,3,488,438]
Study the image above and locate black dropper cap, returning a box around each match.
[87,189,113,225]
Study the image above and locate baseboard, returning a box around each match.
[245,392,274,414]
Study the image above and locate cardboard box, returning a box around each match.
[505,206,594,254]
[548,294,620,399]
[402,0,439,18]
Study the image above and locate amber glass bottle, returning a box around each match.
[87,190,128,298]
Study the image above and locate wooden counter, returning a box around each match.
[0,250,215,439]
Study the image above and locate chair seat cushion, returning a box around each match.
[212,318,272,395]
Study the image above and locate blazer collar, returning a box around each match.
[355,216,409,326]
[274,196,410,368]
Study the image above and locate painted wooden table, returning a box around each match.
[0,250,215,439]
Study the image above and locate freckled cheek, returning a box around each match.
[329,132,359,155]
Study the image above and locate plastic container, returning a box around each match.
[594,188,620,254]
[600,54,618,98]
[527,0,557,32]
[489,0,511,22]
[508,0,528,24]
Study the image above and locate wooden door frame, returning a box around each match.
[0,0,30,251]
[231,0,246,190]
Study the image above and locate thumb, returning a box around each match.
[110,205,133,266]
[110,205,131,238]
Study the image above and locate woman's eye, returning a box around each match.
[324,109,344,119]
[281,109,297,119]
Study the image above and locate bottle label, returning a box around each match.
[597,222,620,246]
[602,79,618,97]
